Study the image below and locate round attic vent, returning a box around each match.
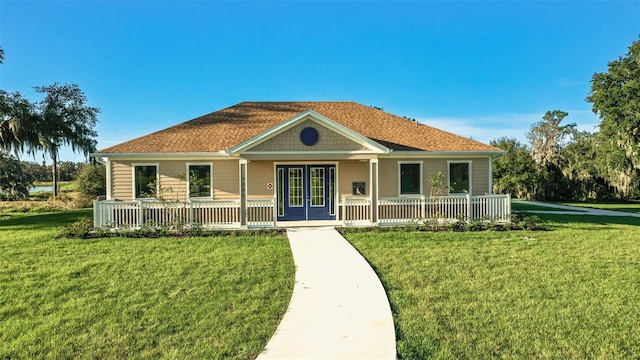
[300,127,319,146]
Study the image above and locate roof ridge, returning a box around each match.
[239,100,359,104]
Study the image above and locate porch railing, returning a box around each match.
[248,199,276,228]
[93,198,275,229]
[341,197,372,227]
[343,194,511,226]
[94,194,511,229]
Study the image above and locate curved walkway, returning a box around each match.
[513,200,640,217]
[257,227,396,360]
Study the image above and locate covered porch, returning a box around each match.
[93,193,511,229]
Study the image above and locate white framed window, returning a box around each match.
[448,160,472,194]
[288,168,303,207]
[187,163,213,198]
[398,161,423,195]
[132,163,159,199]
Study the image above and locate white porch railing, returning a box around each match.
[93,198,275,229]
[191,199,240,228]
[341,197,372,227]
[471,194,512,222]
[248,199,276,228]
[94,194,511,229]
[378,196,424,225]
[343,194,511,226]
[93,200,142,229]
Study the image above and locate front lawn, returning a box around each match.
[0,211,294,359]
[346,215,640,359]
[560,200,640,214]
[511,201,584,212]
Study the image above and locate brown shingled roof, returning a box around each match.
[98,101,501,153]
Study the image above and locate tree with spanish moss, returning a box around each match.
[526,110,576,200]
[587,37,640,197]
[34,83,100,197]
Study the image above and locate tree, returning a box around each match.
[0,47,4,64]
[21,161,50,182]
[587,37,640,196]
[0,91,36,154]
[58,161,79,181]
[490,137,541,200]
[563,131,616,200]
[33,83,99,197]
[0,150,33,200]
[526,111,576,200]
[527,110,575,168]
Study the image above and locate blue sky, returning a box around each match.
[1,1,639,163]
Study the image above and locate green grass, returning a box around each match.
[346,215,640,359]
[511,202,584,212]
[560,201,640,214]
[0,211,294,359]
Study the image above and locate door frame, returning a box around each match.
[273,161,339,221]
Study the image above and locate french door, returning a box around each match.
[276,165,336,221]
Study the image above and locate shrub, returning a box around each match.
[62,217,97,239]
[447,220,467,232]
[75,164,106,199]
[511,211,546,231]
[63,221,288,239]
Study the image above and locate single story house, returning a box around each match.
[92,101,510,228]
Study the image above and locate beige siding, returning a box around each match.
[247,161,275,199]
[158,161,188,200]
[111,161,133,200]
[338,160,369,198]
[109,157,491,201]
[378,158,399,197]
[110,159,240,201]
[250,119,368,152]
[423,159,449,196]
[471,158,490,195]
[212,160,239,199]
[378,157,491,197]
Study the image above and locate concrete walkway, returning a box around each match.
[257,227,396,360]
[513,200,640,217]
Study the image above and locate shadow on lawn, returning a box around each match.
[537,213,640,229]
[0,210,91,231]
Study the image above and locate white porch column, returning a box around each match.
[106,158,112,200]
[239,159,248,228]
[488,157,493,194]
[369,158,379,224]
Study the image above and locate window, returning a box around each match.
[310,167,325,207]
[134,164,158,198]
[449,161,471,194]
[399,162,422,195]
[188,164,212,198]
[288,168,303,207]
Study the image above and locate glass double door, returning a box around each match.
[276,165,336,221]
